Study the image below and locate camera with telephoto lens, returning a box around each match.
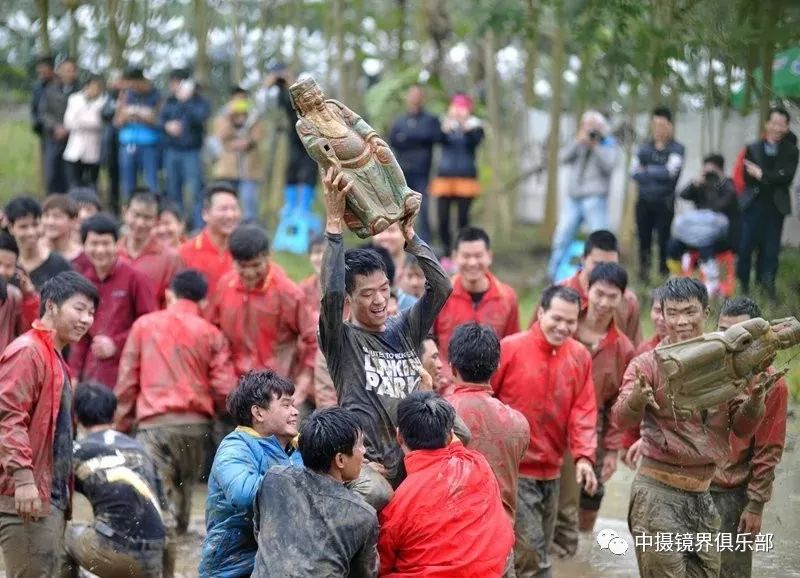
[588,129,600,141]
[704,171,720,186]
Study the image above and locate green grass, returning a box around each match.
[2,114,798,397]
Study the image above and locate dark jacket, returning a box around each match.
[742,135,799,215]
[679,176,740,251]
[631,139,685,203]
[42,80,79,136]
[436,119,484,179]
[100,91,119,166]
[389,110,440,178]
[31,79,52,135]
[159,94,211,150]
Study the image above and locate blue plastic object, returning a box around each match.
[273,210,322,255]
[554,239,585,283]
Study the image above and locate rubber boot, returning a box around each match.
[666,258,683,277]
[578,508,599,532]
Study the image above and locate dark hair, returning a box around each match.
[204,182,238,208]
[366,245,395,285]
[344,248,388,295]
[703,153,725,171]
[86,74,104,87]
[652,106,673,123]
[397,391,455,450]
[423,332,439,347]
[169,68,190,81]
[226,370,295,427]
[448,323,500,383]
[123,66,145,81]
[40,271,99,317]
[540,285,581,311]
[455,226,491,250]
[68,186,103,210]
[158,199,182,219]
[80,212,120,243]
[170,269,208,302]
[230,85,248,97]
[42,194,79,219]
[229,224,270,261]
[650,285,665,307]
[720,296,761,320]
[36,55,55,68]
[768,106,790,124]
[4,196,42,225]
[583,229,618,257]
[660,277,708,309]
[308,233,326,253]
[129,189,159,210]
[404,254,421,269]
[74,382,117,427]
[588,261,628,293]
[59,57,77,67]
[0,232,19,256]
[299,408,362,473]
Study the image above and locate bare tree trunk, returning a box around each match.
[619,80,640,250]
[194,0,210,86]
[108,0,126,69]
[231,7,243,86]
[35,0,50,54]
[543,1,566,239]
[483,29,502,238]
[68,7,79,57]
[523,0,540,109]
[758,0,781,127]
[333,0,346,100]
[425,0,451,88]
[290,0,304,72]
[396,0,407,66]
[717,61,732,151]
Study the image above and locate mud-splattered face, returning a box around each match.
[339,433,366,482]
[662,298,708,343]
[538,297,580,347]
[348,271,390,331]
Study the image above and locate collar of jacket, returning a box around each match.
[228,263,277,294]
[564,271,589,308]
[452,381,492,394]
[404,440,467,474]
[582,316,621,357]
[85,258,121,283]
[529,322,561,356]
[451,271,504,302]
[236,425,263,438]
[31,320,58,349]
[195,228,226,255]
[171,299,201,317]
[117,235,163,260]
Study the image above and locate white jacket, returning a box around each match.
[63,92,106,164]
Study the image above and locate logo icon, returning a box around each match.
[597,529,630,556]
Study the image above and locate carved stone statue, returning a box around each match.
[289,77,421,238]
[654,317,800,411]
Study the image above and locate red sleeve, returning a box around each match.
[621,428,641,449]
[732,147,747,196]
[491,339,514,397]
[569,352,598,464]
[611,355,649,431]
[290,292,317,371]
[0,346,42,478]
[113,322,142,432]
[377,504,400,575]
[603,340,636,451]
[114,271,158,353]
[19,293,39,330]
[747,379,788,506]
[503,289,520,338]
[208,330,237,414]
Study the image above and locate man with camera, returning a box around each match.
[666,153,738,296]
[547,110,619,282]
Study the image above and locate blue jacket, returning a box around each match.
[199,427,303,578]
[631,139,685,203]
[159,94,211,150]
[118,88,161,147]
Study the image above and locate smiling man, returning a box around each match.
[318,167,452,510]
[492,285,598,578]
[70,213,157,389]
[613,278,768,578]
[0,271,97,577]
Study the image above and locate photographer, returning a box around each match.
[547,110,619,281]
[666,153,738,296]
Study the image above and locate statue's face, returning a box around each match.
[663,298,708,343]
[296,85,324,112]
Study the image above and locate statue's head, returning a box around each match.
[289,77,325,116]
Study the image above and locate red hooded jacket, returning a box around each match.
[117,236,184,308]
[0,323,69,515]
[492,323,597,480]
[0,285,38,352]
[433,272,519,362]
[178,229,234,300]
[114,299,237,431]
[207,265,316,379]
[378,442,514,577]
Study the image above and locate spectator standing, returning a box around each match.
[430,93,484,256]
[547,110,619,280]
[389,85,440,241]
[63,75,106,189]
[42,58,80,194]
[100,70,123,214]
[114,67,161,201]
[212,97,265,221]
[41,194,83,263]
[160,70,212,229]
[631,106,685,283]
[737,106,799,297]
[31,55,56,160]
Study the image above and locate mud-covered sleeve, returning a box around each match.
[0,346,41,484]
[214,437,266,510]
[402,235,452,346]
[612,355,650,430]
[318,233,346,368]
[113,322,142,433]
[569,355,598,464]
[350,512,379,578]
[746,380,788,512]
[603,342,636,451]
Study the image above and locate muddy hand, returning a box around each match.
[635,370,660,411]
[322,166,353,224]
[15,484,42,523]
[417,365,433,392]
[576,458,598,496]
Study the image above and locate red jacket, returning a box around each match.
[635,334,661,357]
[612,345,764,484]
[298,274,321,325]
[0,285,38,352]
[539,272,642,346]
[69,259,158,388]
[492,323,597,479]
[581,321,635,451]
[445,381,530,521]
[207,266,316,379]
[621,334,663,449]
[178,229,234,300]
[378,442,514,577]
[114,299,237,431]
[434,272,519,362]
[0,323,69,515]
[118,236,184,308]
[712,372,788,513]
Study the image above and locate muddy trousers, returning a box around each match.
[710,485,752,578]
[345,465,394,513]
[62,523,163,578]
[553,450,606,557]
[0,508,65,578]
[514,477,560,578]
[628,474,721,578]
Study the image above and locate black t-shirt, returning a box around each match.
[50,362,72,511]
[469,290,487,307]
[29,252,73,291]
[73,429,166,544]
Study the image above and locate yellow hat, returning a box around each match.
[230,99,251,114]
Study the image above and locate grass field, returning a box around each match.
[1,114,799,397]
